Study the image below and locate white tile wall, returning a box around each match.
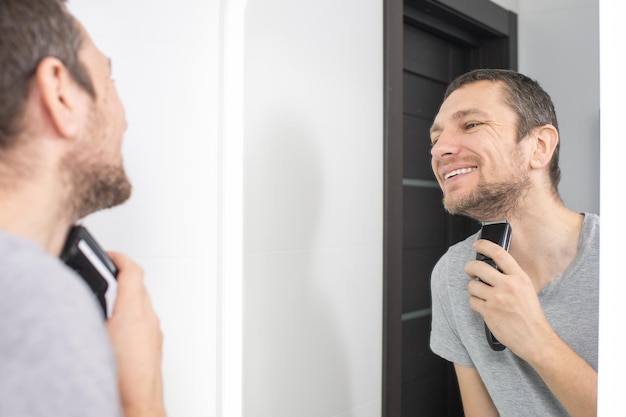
[598,3,626,415]
[520,0,597,14]
[244,247,382,417]
[69,1,214,45]
[140,257,218,416]
[243,0,383,416]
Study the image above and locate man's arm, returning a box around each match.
[525,332,597,417]
[454,363,499,417]
[106,252,166,417]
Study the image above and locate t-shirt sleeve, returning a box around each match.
[0,254,122,417]
[429,252,475,368]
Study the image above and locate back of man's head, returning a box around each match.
[0,0,94,148]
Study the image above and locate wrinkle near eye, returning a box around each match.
[465,122,482,130]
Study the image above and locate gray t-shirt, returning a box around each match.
[430,213,599,417]
[0,230,122,417]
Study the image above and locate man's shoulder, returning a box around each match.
[0,230,81,292]
[0,229,101,324]
[0,232,121,417]
[431,230,480,290]
[580,213,600,254]
[583,212,600,230]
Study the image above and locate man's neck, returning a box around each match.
[506,202,585,292]
[0,178,75,256]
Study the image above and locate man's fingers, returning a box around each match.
[465,259,501,287]
[473,239,520,275]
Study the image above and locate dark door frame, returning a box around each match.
[382,0,404,415]
[383,1,517,415]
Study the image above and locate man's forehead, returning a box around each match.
[433,82,506,120]
[445,80,505,105]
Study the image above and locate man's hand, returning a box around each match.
[464,239,553,360]
[106,252,166,417]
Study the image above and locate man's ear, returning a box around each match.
[529,124,559,169]
[34,57,90,139]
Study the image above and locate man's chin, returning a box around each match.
[101,178,132,210]
[443,197,487,221]
[443,195,471,215]
[74,177,132,219]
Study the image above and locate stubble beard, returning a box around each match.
[443,171,530,222]
[61,141,132,221]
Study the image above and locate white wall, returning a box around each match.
[242,0,383,416]
[598,2,626,414]
[491,0,519,12]
[68,1,222,416]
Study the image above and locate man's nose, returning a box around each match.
[430,129,460,159]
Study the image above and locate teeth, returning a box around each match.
[445,167,476,180]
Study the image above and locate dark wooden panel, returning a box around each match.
[404,24,471,85]
[401,317,463,416]
[405,0,511,38]
[481,12,518,70]
[436,0,512,35]
[443,362,464,417]
[449,44,473,80]
[403,73,447,120]
[447,214,480,246]
[403,114,437,180]
[402,186,446,249]
[403,247,444,313]
[401,316,440,382]
[401,360,463,416]
[402,376,446,417]
[404,4,481,47]
[404,25,449,83]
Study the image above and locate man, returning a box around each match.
[429,69,598,417]
[0,1,166,416]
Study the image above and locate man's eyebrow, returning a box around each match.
[430,108,490,135]
[451,109,490,120]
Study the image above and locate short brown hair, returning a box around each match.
[0,0,95,147]
[444,69,561,191]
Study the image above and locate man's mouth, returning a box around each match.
[444,167,477,181]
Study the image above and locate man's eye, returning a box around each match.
[430,138,438,147]
[465,122,481,129]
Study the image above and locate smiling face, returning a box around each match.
[61,25,132,219]
[430,80,531,222]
